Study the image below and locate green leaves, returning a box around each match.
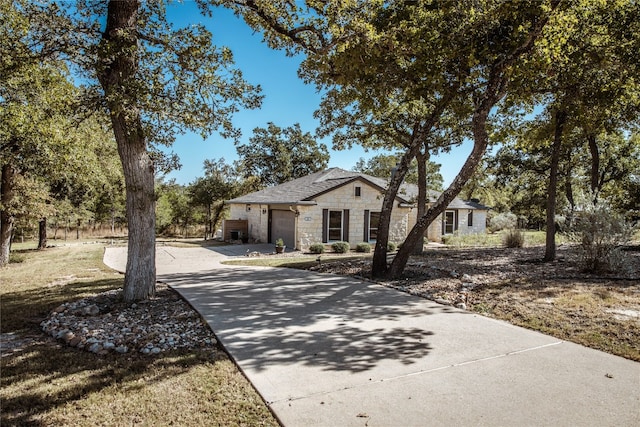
[236,122,329,187]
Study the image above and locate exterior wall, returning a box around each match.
[426,214,443,241]
[449,209,488,236]
[297,181,412,250]
[231,183,487,250]
[228,203,270,243]
[411,207,489,242]
[407,208,445,242]
[465,209,487,234]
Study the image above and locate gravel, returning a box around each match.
[41,283,217,355]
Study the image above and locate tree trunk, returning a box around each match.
[207,202,212,240]
[564,163,575,227]
[99,0,156,302]
[371,146,420,278]
[544,109,566,262]
[586,133,600,206]
[387,107,494,278]
[0,164,16,266]
[38,218,47,249]
[412,150,428,255]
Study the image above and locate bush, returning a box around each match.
[331,241,350,254]
[309,243,325,254]
[387,242,397,252]
[569,206,635,273]
[356,242,371,253]
[503,229,525,248]
[489,212,517,232]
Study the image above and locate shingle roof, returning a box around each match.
[226,167,489,210]
[227,168,406,204]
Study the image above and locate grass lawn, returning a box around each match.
[1,243,278,427]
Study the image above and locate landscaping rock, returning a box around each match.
[40,284,218,357]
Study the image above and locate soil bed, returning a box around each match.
[308,244,640,361]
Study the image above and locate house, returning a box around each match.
[225,168,488,250]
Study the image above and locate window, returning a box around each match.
[328,211,343,241]
[444,211,455,234]
[369,212,380,241]
[467,211,473,227]
[355,186,361,197]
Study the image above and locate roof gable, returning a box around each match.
[226,168,410,205]
[226,167,489,210]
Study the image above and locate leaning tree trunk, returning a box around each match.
[0,164,16,266]
[387,105,494,279]
[412,149,428,255]
[371,145,421,278]
[544,109,566,262]
[99,0,156,302]
[38,218,47,249]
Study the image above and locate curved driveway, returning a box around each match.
[104,244,639,427]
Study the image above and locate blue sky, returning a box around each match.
[162,2,473,186]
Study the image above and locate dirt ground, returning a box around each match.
[309,244,640,361]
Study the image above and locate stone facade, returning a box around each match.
[227,169,489,250]
[229,179,413,250]
[414,208,489,242]
[229,203,270,243]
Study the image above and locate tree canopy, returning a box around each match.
[236,122,329,187]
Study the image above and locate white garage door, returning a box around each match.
[271,210,296,248]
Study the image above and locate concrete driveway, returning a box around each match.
[104,244,640,427]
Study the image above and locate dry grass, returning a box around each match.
[470,278,640,361]
[236,244,640,362]
[1,243,278,427]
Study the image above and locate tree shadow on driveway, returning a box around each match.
[161,266,459,374]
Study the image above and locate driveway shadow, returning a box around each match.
[162,267,456,374]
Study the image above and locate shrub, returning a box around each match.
[568,206,635,273]
[309,243,325,254]
[503,229,525,248]
[275,238,285,247]
[387,242,397,252]
[331,241,350,254]
[356,242,371,253]
[489,212,517,232]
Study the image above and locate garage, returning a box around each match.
[270,210,296,249]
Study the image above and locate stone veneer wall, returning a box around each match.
[228,203,270,243]
[409,208,489,242]
[297,181,412,250]
[230,193,488,248]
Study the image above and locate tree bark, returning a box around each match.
[586,133,600,206]
[544,109,566,262]
[98,0,156,302]
[371,144,421,277]
[38,218,47,249]
[0,164,16,266]
[412,149,428,255]
[564,163,575,227]
[387,105,494,279]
